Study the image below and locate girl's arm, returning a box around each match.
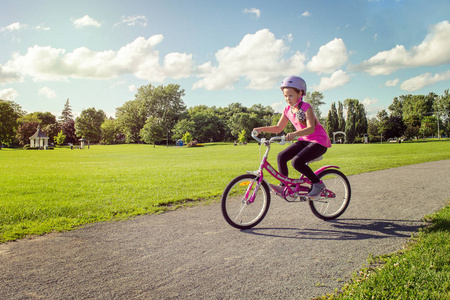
[253,114,289,134]
[286,106,316,141]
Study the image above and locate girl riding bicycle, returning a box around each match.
[253,76,332,199]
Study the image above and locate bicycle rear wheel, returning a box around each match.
[309,169,351,220]
[221,174,271,229]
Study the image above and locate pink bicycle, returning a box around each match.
[221,131,351,229]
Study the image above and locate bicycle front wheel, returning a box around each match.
[309,169,351,220]
[221,174,271,229]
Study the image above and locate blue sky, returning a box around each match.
[1,0,450,119]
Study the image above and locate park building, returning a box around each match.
[29,126,49,149]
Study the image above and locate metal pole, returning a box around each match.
[437,112,440,140]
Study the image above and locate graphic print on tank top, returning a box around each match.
[295,108,307,126]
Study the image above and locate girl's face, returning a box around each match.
[283,87,302,107]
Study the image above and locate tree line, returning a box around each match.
[1,84,449,148]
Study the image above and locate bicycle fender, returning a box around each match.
[314,165,340,174]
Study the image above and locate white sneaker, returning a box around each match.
[308,181,325,199]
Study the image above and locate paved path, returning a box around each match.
[1,160,449,299]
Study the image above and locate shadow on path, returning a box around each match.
[242,218,426,240]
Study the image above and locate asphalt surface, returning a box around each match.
[1,160,449,300]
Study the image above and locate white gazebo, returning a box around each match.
[29,126,49,149]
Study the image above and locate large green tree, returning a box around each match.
[388,97,403,117]
[139,84,186,142]
[344,99,367,143]
[101,118,119,145]
[75,108,106,143]
[385,115,406,139]
[116,99,147,143]
[227,112,260,140]
[401,93,435,128]
[326,102,339,138]
[61,119,78,144]
[189,108,226,142]
[0,100,20,147]
[140,117,164,147]
[419,116,437,138]
[435,89,450,137]
[117,84,186,144]
[305,91,325,122]
[377,110,389,142]
[16,121,40,146]
[172,119,196,140]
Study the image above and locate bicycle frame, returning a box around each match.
[246,134,339,203]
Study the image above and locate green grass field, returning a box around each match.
[1,140,450,298]
[319,203,450,300]
[1,140,449,242]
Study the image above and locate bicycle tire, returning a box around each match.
[221,174,271,229]
[309,169,351,220]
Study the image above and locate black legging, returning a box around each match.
[277,141,328,184]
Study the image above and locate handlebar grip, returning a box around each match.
[251,130,261,142]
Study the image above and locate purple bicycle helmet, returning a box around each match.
[280,76,307,94]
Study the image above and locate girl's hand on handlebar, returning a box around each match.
[286,132,297,141]
[252,128,262,135]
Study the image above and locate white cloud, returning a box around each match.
[128,84,136,92]
[110,80,125,88]
[193,29,306,90]
[362,97,384,117]
[362,97,379,106]
[244,8,261,18]
[313,70,350,91]
[0,88,19,100]
[6,35,193,82]
[400,70,450,91]
[306,38,348,74]
[385,78,399,87]
[0,64,23,84]
[355,21,450,75]
[284,33,293,43]
[72,15,101,29]
[301,11,311,17]
[38,86,57,99]
[36,25,50,31]
[0,22,27,32]
[114,15,148,27]
[1,22,51,33]
[271,102,284,113]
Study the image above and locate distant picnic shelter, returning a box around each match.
[29,126,49,149]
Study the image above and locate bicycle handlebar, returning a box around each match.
[251,130,287,145]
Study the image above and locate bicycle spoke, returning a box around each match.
[221,174,271,229]
[309,169,351,220]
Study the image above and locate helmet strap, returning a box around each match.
[293,96,303,108]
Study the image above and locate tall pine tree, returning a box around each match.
[59,98,77,144]
[59,98,73,123]
[337,101,346,132]
[326,102,339,138]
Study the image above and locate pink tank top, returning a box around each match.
[283,101,332,148]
